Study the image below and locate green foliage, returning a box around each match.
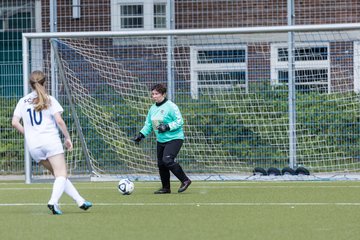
[0,97,24,173]
[295,91,360,168]
[1,85,359,173]
[176,85,360,170]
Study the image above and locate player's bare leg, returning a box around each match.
[41,155,92,212]
[41,154,67,215]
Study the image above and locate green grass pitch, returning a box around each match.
[0,181,360,240]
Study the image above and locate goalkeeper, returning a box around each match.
[134,83,191,194]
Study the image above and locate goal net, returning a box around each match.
[23,25,360,181]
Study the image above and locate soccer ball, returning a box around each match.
[118,178,134,195]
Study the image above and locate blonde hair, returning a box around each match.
[29,70,50,111]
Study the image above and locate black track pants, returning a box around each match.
[157,139,188,188]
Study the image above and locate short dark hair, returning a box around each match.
[151,83,167,94]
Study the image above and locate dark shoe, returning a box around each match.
[154,188,171,194]
[178,179,192,193]
[79,201,93,211]
[48,204,62,215]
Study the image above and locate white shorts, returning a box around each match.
[29,143,64,163]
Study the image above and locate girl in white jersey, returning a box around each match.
[12,70,92,215]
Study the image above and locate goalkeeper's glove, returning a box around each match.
[133,132,145,143]
[157,123,170,133]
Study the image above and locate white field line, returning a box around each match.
[1,185,360,190]
[1,202,360,207]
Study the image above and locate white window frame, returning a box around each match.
[111,0,167,31]
[353,41,360,93]
[0,2,43,71]
[270,43,331,93]
[190,45,248,99]
[153,2,167,29]
[0,3,34,32]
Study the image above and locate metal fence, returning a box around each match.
[1,0,360,180]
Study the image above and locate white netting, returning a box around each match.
[53,37,246,177]
[26,28,360,180]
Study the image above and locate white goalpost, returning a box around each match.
[22,24,360,183]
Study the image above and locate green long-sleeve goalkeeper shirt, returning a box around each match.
[140,98,184,143]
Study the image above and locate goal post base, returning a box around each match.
[90,173,360,182]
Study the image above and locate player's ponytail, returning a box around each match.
[29,71,50,112]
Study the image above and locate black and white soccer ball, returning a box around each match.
[118,178,134,195]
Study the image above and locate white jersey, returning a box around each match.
[13,91,64,151]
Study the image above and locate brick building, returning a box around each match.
[2,0,360,95]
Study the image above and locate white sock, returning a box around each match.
[48,176,66,205]
[64,179,85,207]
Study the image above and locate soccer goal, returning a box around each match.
[22,24,360,183]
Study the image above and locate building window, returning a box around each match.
[277,47,328,62]
[120,5,143,29]
[0,4,34,32]
[271,43,330,93]
[0,2,35,96]
[154,3,166,29]
[190,45,248,99]
[111,0,167,31]
[197,71,246,86]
